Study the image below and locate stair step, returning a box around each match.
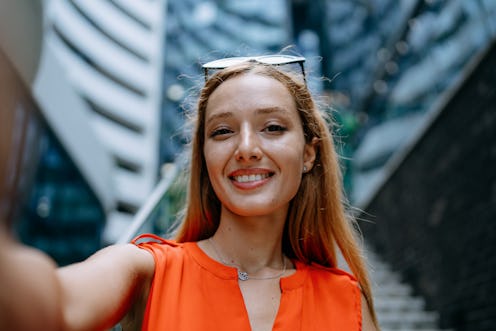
[373,282,413,297]
[378,310,439,322]
[364,245,445,331]
[374,296,426,312]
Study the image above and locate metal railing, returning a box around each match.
[117,162,181,244]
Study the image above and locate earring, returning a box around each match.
[303,166,307,173]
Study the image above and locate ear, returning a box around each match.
[303,137,318,172]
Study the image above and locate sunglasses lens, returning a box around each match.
[203,55,305,69]
[202,57,250,69]
[256,55,305,65]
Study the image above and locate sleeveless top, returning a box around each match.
[133,234,362,330]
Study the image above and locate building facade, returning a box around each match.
[1,0,109,264]
[292,0,496,205]
[42,0,168,243]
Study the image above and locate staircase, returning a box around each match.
[365,248,451,331]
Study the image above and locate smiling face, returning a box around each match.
[203,73,316,218]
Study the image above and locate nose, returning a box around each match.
[235,125,262,161]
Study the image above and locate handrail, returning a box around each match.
[117,162,179,244]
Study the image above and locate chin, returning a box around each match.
[224,202,286,218]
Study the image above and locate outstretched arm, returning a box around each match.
[0,231,154,331]
[0,237,63,331]
[57,243,155,331]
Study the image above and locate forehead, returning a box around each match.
[205,73,297,116]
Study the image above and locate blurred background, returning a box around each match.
[1,0,495,330]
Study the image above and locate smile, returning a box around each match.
[232,173,271,183]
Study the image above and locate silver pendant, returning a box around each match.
[238,270,249,281]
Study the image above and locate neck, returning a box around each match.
[210,205,287,273]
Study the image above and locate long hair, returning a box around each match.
[176,62,377,325]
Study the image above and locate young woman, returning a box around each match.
[1,56,379,330]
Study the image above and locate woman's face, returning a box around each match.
[203,73,315,218]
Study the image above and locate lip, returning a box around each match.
[228,168,274,190]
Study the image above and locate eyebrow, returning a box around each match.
[206,106,290,124]
[205,112,234,126]
[255,106,289,115]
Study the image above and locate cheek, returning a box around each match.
[203,141,216,164]
[203,150,216,177]
[203,145,226,184]
[270,141,305,167]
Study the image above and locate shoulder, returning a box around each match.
[131,234,182,250]
[131,234,187,264]
[305,263,358,285]
[303,263,360,300]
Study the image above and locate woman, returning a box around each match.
[1,56,379,330]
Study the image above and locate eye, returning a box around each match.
[264,124,287,134]
[209,127,233,138]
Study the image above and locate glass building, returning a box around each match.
[302,0,496,205]
[16,129,106,265]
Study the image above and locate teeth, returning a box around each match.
[234,173,269,183]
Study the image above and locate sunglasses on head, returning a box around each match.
[202,55,306,83]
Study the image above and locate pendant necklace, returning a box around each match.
[208,237,287,281]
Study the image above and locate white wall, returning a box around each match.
[44,0,167,242]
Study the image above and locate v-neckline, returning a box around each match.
[187,241,307,287]
[186,242,308,330]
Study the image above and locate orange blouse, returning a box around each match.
[133,234,362,330]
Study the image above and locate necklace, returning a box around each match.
[208,237,287,281]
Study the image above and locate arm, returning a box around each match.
[0,232,154,331]
[57,244,155,331]
[0,240,63,331]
